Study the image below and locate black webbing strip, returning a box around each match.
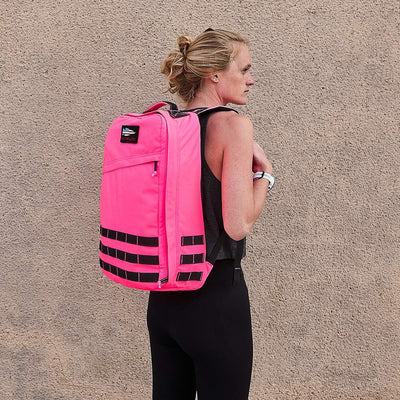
[138,236,159,247]
[207,230,227,264]
[99,242,159,265]
[100,226,158,247]
[180,253,205,265]
[197,108,237,265]
[233,239,245,284]
[100,258,159,282]
[176,271,203,281]
[181,235,205,246]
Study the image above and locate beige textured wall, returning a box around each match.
[1,0,399,399]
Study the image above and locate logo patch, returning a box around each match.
[121,125,139,143]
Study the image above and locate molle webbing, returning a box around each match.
[100,226,206,265]
[180,253,205,265]
[101,258,204,283]
[181,235,204,246]
[100,226,158,247]
[100,259,159,282]
[176,271,203,281]
[99,242,159,265]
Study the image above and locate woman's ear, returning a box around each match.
[211,74,219,83]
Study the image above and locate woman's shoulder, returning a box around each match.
[207,111,253,142]
[208,110,252,125]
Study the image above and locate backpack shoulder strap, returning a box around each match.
[195,106,238,116]
[197,106,243,266]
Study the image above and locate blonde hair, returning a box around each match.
[161,29,249,103]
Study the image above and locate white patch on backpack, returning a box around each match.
[121,125,139,143]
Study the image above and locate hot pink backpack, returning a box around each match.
[99,102,235,291]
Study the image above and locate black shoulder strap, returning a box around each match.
[197,107,244,266]
[195,106,237,116]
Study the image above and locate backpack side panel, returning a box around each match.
[160,111,212,291]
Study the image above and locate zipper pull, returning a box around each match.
[152,161,158,176]
[158,277,168,288]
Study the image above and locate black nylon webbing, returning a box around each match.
[99,242,159,265]
[181,235,205,246]
[100,259,159,282]
[100,226,159,247]
[176,271,203,281]
[180,253,205,265]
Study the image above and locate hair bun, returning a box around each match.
[177,35,192,57]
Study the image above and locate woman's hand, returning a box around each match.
[252,141,273,174]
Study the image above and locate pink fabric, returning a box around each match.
[99,104,213,291]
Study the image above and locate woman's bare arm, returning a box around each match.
[208,112,272,240]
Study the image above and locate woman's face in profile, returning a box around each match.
[216,44,255,105]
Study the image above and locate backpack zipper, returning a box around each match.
[152,161,158,176]
[152,159,163,288]
[158,276,168,288]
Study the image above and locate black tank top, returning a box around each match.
[198,111,246,261]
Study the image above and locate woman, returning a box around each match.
[147,29,273,400]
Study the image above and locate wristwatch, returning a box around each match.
[253,171,275,192]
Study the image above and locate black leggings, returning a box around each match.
[147,259,253,400]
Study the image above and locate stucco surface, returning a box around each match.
[1,0,399,399]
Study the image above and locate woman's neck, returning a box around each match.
[185,91,226,110]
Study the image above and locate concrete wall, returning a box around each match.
[1,0,399,399]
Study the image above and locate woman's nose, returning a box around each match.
[247,74,255,86]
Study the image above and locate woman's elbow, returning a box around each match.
[223,220,251,241]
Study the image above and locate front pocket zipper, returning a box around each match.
[152,161,158,176]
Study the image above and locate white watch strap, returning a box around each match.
[253,171,275,191]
